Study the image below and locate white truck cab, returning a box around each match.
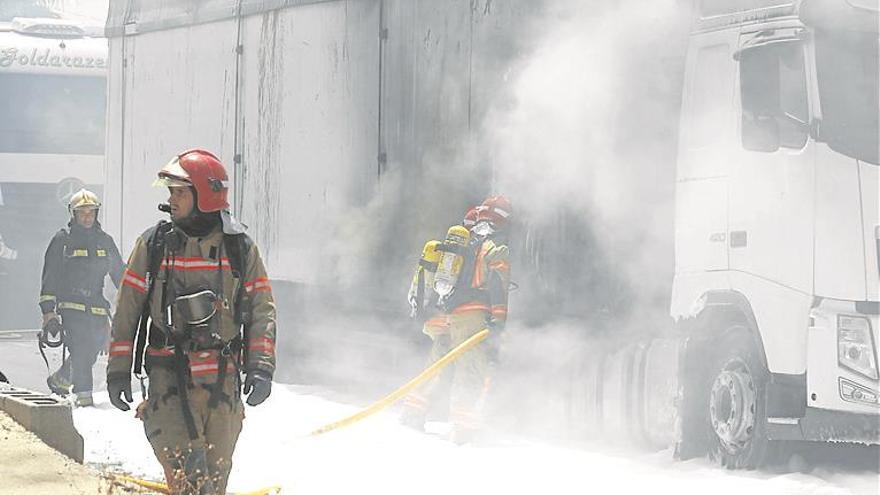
[670,0,878,467]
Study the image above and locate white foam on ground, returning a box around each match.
[74,385,878,495]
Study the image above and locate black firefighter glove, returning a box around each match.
[107,372,133,411]
[485,318,506,366]
[243,369,272,406]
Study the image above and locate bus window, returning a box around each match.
[0,73,106,155]
[740,41,809,152]
[0,1,56,22]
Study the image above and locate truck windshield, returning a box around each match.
[0,1,55,22]
[815,31,879,165]
[0,73,105,155]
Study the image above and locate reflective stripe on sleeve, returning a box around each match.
[122,269,147,293]
[109,341,134,357]
[244,277,272,294]
[248,337,275,354]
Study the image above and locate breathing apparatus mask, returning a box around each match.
[167,288,223,349]
[472,220,495,237]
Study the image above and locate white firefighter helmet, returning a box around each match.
[68,188,101,215]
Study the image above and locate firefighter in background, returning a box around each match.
[39,189,124,406]
[106,150,277,495]
[401,207,477,430]
[400,198,511,444]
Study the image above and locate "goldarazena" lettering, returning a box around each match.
[0,48,106,70]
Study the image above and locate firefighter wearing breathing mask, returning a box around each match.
[400,198,511,444]
[106,150,277,495]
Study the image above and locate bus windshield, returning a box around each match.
[0,1,56,22]
[815,31,879,165]
[0,73,106,155]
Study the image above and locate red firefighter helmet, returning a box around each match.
[154,149,230,212]
[462,207,479,228]
[476,195,512,229]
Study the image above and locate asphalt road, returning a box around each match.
[0,332,107,394]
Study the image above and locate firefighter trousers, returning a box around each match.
[139,366,244,495]
[52,310,107,394]
[403,310,492,435]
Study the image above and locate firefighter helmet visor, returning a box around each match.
[152,157,193,188]
[152,175,192,188]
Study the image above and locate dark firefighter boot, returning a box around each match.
[47,372,73,396]
[75,391,94,407]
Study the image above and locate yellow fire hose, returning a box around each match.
[112,474,170,493]
[111,473,282,494]
[310,328,490,436]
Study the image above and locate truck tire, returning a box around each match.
[706,328,771,468]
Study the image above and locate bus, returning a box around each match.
[0,4,107,330]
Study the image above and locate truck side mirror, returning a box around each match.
[742,113,781,152]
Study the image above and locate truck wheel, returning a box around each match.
[707,328,771,469]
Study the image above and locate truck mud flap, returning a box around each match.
[639,339,680,449]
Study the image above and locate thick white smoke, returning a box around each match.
[483,0,690,329]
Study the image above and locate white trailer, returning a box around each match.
[0,5,107,330]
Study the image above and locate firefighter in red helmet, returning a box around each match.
[107,150,277,494]
[400,197,512,443]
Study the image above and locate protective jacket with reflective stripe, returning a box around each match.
[445,237,510,323]
[107,223,277,378]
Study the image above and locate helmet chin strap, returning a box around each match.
[175,209,221,237]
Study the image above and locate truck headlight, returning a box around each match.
[838,315,878,380]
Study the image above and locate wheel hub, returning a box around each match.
[709,361,757,454]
